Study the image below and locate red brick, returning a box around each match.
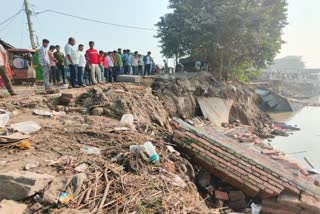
[242,181,260,197]
[185,131,198,140]
[260,175,268,182]
[228,191,246,201]
[300,193,320,213]
[215,190,229,201]
[282,182,301,195]
[314,180,320,187]
[232,165,248,176]
[252,166,268,177]
[263,182,284,194]
[262,199,300,213]
[170,120,181,129]
[248,174,263,184]
[268,177,285,189]
[259,189,276,199]
[277,192,300,207]
[173,130,186,139]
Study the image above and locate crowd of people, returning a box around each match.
[37,37,157,93]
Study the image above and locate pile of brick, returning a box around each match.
[171,117,320,213]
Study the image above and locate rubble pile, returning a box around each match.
[152,73,271,129]
[0,86,213,214]
[59,83,171,130]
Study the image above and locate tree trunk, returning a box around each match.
[219,50,224,81]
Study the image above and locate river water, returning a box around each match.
[270,105,320,171]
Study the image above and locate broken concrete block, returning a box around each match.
[120,114,134,127]
[214,190,229,201]
[90,107,104,116]
[229,191,246,202]
[228,199,247,210]
[43,173,87,204]
[0,200,27,214]
[0,171,53,200]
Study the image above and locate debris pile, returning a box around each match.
[153,73,272,129]
[0,89,213,213]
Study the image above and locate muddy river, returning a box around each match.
[271,106,320,171]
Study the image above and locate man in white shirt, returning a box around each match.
[77,44,86,87]
[64,37,79,88]
[39,39,52,92]
[143,51,152,75]
[0,44,15,96]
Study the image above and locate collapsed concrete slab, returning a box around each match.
[171,117,320,213]
[0,171,53,200]
[197,97,234,126]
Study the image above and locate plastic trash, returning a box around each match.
[33,109,52,117]
[0,109,9,128]
[143,141,160,164]
[120,114,134,127]
[58,192,73,204]
[16,140,31,150]
[81,146,101,155]
[251,202,262,214]
[11,121,41,134]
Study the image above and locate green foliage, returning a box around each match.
[156,0,288,80]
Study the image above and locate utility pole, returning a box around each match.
[24,0,36,49]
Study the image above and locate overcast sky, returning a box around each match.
[0,0,319,68]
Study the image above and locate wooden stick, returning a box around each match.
[98,171,112,214]
[304,157,315,169]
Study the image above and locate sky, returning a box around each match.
[0,0,319,68]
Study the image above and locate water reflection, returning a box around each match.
[270,107,320,170]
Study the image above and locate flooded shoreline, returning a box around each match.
[270,106,320,170]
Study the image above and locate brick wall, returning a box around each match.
[171,118,320,213]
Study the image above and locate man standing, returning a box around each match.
[86,41,101,85]
[64,37,79,88]
[122,49,129,74]
[143,51,152,76]
[0,44,16,96]
[131,51,139,75]
[48,45,61,85]
[138,54,144,76]
[107,52,114,82]
[77,44,86,87]
[53,45,66,84]
[39,39,53,93]
[116,48,124,75]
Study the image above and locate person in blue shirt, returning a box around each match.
[122,49,130,75]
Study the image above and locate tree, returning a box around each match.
[268,56,305,71]
[156,0,288,81]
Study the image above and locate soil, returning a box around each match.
[0,84,213,214]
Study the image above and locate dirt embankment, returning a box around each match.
[0,85,214,214]
[152,73,271,129]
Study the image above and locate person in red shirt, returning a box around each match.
[99,51,109,83]
[85,41,102,85]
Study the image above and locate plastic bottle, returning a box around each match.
[143,141,160,164]
[81,146,101,155]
